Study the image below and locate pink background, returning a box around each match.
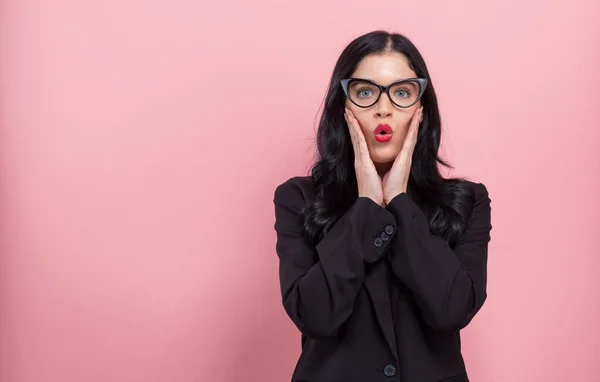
[1,0,599,381]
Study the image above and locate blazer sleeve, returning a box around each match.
[384,182,492,331]
[273,179,397,339]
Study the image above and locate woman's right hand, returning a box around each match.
[344,108,384,207]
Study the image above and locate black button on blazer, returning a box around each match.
[273,176,492,382]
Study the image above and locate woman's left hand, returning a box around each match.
[382,106,423,206]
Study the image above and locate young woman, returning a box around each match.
[273,30,492,382]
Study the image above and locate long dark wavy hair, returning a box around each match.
[302,30,475,249]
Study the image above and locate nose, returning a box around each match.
[374,93,393,118]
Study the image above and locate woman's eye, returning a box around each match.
[395,89,410,98]
[357,89,373,98]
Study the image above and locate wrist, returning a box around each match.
[384,190,404,205]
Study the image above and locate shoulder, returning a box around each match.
[456,180,491,217]
[460,179,490,202]
[459,180,492,232]
[437,178,490,212]
[445,179,491,223]
[273,176,316,209]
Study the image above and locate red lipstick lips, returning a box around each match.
[374,124,393,143]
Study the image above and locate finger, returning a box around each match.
[408,107,422,156]
[398,107,422,161]
[344,108,355,143]
[409,107,422,135]
[346,109,370,158]
[345,109,362,154]
[344,109,360,159]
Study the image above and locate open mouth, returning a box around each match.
[374,124,393,135]
[374,125,393,142]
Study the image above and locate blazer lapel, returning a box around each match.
[363,259,398,360]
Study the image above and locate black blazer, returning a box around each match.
[273,176,492,382]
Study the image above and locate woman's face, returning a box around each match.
[345,52,423,170]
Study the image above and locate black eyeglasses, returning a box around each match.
[340,78,428,108]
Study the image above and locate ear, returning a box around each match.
[419,108,424,123]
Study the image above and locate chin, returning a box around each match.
[370,154,397,165]
[370,147,400,164]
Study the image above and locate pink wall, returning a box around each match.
[1,0,599,381]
